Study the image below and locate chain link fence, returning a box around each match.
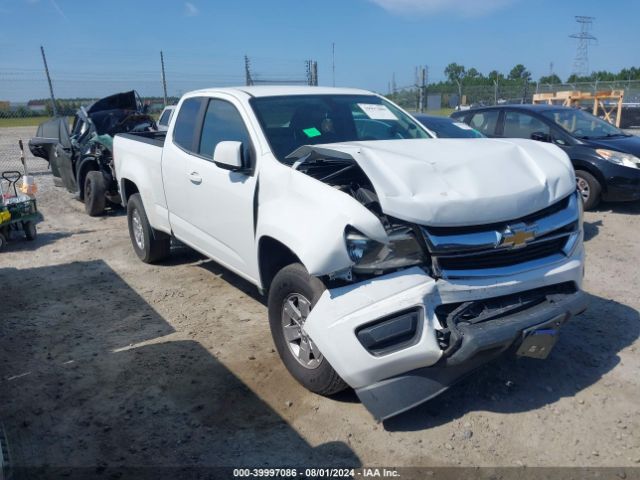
[0,129,50,176]
[0,52,318,175]
[390,80,640,127]
[2,61,640,176]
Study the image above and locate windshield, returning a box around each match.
[541,108,628,139]
[417,116,484,138]
[250,94,431,161]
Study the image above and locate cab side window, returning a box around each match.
[198,99,251,161]
[468,111,499,136]
[173,98,203,152]
[503,111,550,139]
[158,109,172,127]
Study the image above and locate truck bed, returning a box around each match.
[113,130,167,226]
[116,130,167,148]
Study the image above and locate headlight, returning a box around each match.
[345,225,426,274]
[595,149,640,169]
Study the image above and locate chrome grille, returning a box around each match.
[422,192,582,279]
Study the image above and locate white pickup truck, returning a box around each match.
[114,86,587,420]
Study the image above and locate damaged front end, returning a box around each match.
[29,90,156,200]
[288,144,586,420]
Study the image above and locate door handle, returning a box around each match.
[188,171,202,184]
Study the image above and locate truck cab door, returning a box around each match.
[162,96,259,281]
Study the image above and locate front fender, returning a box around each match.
[256,163,388,277]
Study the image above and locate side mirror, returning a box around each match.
[531,131,551,143]
[213,141,243,171]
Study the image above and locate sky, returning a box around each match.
[0,0,639,101]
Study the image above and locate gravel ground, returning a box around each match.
[1,126,639,475]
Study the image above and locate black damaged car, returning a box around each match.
[451,104,640,210]
[29,90,156,216]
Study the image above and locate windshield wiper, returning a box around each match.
[603,133,632,138]
[581,133,631,140]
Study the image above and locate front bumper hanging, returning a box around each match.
[304,251,586,420]
[356,290,587,420]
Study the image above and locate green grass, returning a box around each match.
[406,108,455,117]
[427,108,455,117]
[0,117,51,128]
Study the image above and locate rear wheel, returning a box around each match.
[575,170,602,210]
[126,193,170,263]
[268,263,347,395]
[0,232,6,250]
[23,221,37,241]
[84,171,106,216]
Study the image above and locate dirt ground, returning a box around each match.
[1,126,639,474]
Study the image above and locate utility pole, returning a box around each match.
[244,55,253,86]
[306,60,319,86]
[40,45,57,116]
[160,50,168,107]
[306,60,318,86]
[418,66,427,113]
[332,42,335,87]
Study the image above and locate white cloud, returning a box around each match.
[184,2,199,16]
[369,0,515,17]
[49,0,68,20]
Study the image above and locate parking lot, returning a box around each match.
[1,125,640,471]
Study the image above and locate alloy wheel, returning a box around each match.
[281,293,323,369]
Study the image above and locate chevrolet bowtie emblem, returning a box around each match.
[499,223,536,249]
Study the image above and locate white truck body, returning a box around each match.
[114,86,586,420]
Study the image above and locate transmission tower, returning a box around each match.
[569,16,596,77]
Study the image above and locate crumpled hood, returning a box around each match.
[291,138,576,227]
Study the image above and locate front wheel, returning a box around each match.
[126,193,170,263]
[575,170,602,210]
[268,263,347,396]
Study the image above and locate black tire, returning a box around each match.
[0,232,6,250]
[23,221,37,241]
[575,170,602,210]
[84,171,107,216]
[126,193,170,263]
[268,263,347,396]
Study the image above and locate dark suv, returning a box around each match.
[451,105,640,209]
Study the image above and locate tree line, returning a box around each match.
[440,63,640,88]
[387,64,640,110]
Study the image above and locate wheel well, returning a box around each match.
[121,179,139,205]
[258,237,301,293]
